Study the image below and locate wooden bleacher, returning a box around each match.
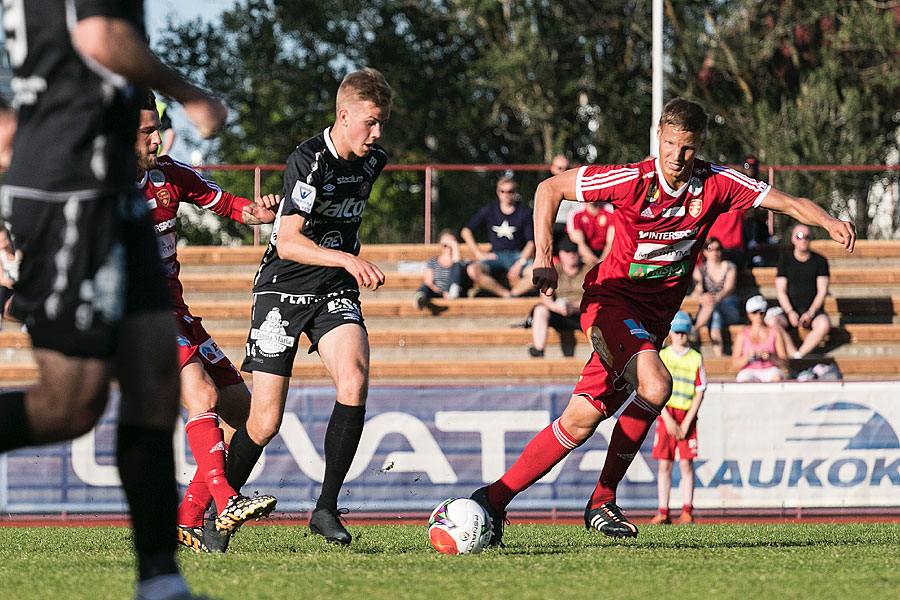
[2,240,899,384]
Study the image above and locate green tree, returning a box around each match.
[667,0,900,238]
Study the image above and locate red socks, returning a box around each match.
[180,412,236,524]
[178,474,213,527]
[589,395,660,508]
[487,418,582,512]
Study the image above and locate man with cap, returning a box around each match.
[650,310,707,525]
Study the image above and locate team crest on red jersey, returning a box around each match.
[688,197,702,218]
[644,182,659,203]
[156,189,172,207]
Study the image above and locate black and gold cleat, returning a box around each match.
[214,494,278,534]
[176,525,209,553]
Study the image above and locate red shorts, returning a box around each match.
[651,407,698,460]
[175,312,244,388]
[572,299,670,415]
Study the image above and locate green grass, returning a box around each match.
[1,523,899,599]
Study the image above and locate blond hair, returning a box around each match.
[336,68,393,111]
[659,98,708,142]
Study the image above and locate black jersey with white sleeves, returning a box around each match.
[1,0,143,195]
[252,128,387,295]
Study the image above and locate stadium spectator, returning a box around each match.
[0,226,19,330]
[776,223,832,358]
[732,295,787,382]
[470,98,854,546]
[414,230,470,309]
[156,98,177,156]
[0,2,227,599]
[551,154,578,249]
[741,157,775,266]
[241,68,392,547]
[135,91,278,553]
[566,201,615,266]
[690,237,740,356]
[461,176,535,297]
[706,173,748,269]
[763,305,800,357]
[527,239,590,358]
[650,311,706,525]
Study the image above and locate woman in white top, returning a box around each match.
[691,237,740,356]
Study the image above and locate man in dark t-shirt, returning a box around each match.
[775,223,831,357]
[460,176,536,297]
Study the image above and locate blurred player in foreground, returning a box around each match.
[135,92,278,553]
[0,1,228,598]
[240,68,392,545]
[471,98,855,545]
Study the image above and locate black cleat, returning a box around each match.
[201,517,232,553]
[585,501,638,538]
[309,507,352,545]
[470,486,507,547]
[215,494,277,534]
[176,525,209,553]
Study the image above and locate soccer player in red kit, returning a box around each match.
[471,98,855,543]
[135,92,278,552]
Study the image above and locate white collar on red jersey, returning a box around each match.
[654,157,690,199]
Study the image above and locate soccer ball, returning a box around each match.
[428,497,493,554]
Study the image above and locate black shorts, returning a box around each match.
[241,288,366,377]
[1,188,169,357]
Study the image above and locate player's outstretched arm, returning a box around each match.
[71,16,226,138]
[532,170,579,295]
[760,189,856,252]
[275,213,385,290]
[241,194,281,225]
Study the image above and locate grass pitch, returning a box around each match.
[1,523,899,599]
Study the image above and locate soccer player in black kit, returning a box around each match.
[240,68,391,545]
[0,1,225,598]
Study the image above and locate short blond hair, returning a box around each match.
[496,176,517,190]
[336,68,393,111]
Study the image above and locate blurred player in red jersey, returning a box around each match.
[136,92,278,552]
[566,201,615,266]
[471,98,855,544]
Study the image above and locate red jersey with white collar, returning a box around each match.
[575,158,769,324]
[566,203,614,252]
[139,156,252,312]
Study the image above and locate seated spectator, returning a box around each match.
[732,295,787,382]
[763,306,800,357]
[775,223,831,358]
[691,237,739,356]
[414,230,470,309]
[740,157,775,266]
[550,154,577,252]
[527,239,590,357]
[0,227,20,330]
[707,165,748,268]
[566,201,615,266]
[461,176,535,297]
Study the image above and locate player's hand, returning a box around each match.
[255,193,281,210]
[344,255,386,291]
[825,218,856,252]
[532,265,558,296]
[183,95,227,139]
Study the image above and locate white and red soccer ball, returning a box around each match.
[428,497,493,554]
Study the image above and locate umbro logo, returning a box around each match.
[640,207,654,218]
[323,184,335,192]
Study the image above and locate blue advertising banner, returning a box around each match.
[2,382,899,513]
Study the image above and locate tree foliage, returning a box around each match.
[156,0,900,242]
